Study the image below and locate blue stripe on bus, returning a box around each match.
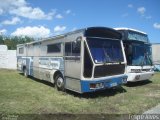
[17,56,33,76]
[17,56,64,77]
[30,57,33,76]
[80,75,127,93]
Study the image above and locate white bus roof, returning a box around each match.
[17,28,84,47]
[17,27,121,47]
[114,27,147,35]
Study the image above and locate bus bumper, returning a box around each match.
[80,75,127,93]
[127,71,154,82]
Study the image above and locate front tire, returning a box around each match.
[55,74,65,91]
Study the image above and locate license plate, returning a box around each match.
[110,82,117,87]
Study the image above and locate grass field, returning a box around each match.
[0,69,160,115]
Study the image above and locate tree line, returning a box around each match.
[0,35,34,50]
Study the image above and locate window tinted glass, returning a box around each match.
[65,42,72,56]
[87,38,124,63]
[19,47,24,54]
[128,31,148,42]
[47,43,61,53]
[72,41,81,56]
[65,41,81,56]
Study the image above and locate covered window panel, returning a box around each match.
[87,38,124,64]
[65,42,72,56]
[65,41,81,56]
[72,41,81,56]
[47,43,61,53]
[19,47,24,54]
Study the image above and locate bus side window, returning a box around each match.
[72,41,81,56]
[65,42,72,56]
[65,41,81,56]
[47,43,61,53]
[19,47,24,54]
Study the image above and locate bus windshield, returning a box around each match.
[130,43,152,66]
[128,31,148,43]
[86,38,124,64]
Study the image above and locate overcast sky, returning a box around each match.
[0,0,160,43]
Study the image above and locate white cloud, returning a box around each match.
[2,17,21,25]
[153,23,160,29]
[10,6,55,20]
[0,8,3,15]
[55,14,63,19]
[0,0,26,10]
[137,7,146,15]
[0,0,55,20]
[54,25,66,33]
[65,10,71,14]
[128,4,133,8]
[0,29,7,35]
[11,26,50,38]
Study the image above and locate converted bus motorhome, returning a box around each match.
[115,28,154,82]
[17,27,127,93]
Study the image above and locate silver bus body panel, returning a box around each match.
[17,30,84,92]
[17,27,128,93]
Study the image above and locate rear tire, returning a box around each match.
[23,68,28,77]
[55,74,65,91]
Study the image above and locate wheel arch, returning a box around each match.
[22,65,26,72]
[50,70,64,84]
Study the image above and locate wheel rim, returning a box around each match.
[57,77,63,88]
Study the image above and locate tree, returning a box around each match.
[0,35,4,45]
[0,35,34,50]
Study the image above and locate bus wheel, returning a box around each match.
[24,68,28,77]
[55,74,65,91]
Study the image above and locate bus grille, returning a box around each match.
[94,64,125,78]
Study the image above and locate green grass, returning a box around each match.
[0,69,160,114]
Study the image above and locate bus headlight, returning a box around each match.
[90,83,104,89]
[122,77,127,83]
